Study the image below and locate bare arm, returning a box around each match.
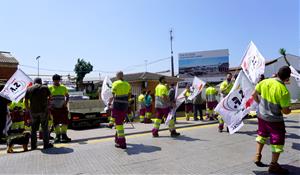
[65,93,69,104]
[252,90,260,103]
[282,107,291,115]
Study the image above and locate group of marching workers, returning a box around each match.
[134,72,236,133]
[0,74,71,153]
[0,64,293,174]
[107,65,293,174]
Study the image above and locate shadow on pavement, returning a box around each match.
[292,142,300,151]
[286,133,300,140]
[284,120,299,123]
[244,120,258,125]
[253,164,300,175]
[126,143,161,155]
[172,135,204,142]
[157,135,204,142]
[286,125,300,129]
[236,130,257,137]
[41,147,74,155]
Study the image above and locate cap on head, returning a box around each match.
[34,78,42,85]
[52,74,61,81]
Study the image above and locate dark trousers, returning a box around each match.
[31,112,49,147]
[193,104,203,119]
[0,112,7,138]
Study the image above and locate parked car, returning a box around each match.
[67,87,90,101]
[68,99,108,129]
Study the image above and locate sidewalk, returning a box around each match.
[2,109,299,151]
[0,116,219,151]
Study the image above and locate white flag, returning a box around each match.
[290,66,300,87]
[188,77,206,101]
[0,69,32,102]
[241,41,265,84]
[215,71,257,134]
[101,76,113,106]
[165,83,185,125]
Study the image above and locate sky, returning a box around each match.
[0,0,299,78]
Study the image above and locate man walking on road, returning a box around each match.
[25,78,53,150]
[152,76,180,137]
[109,71,131,149]
[252,66,291,174]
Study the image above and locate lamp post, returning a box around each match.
[170,29,174,77]
[36,56,41,77]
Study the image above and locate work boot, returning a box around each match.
[115,143,127,149]
[186,115,190,121]
[54,134,61,143]
[219,124,224,133]
[144,118,152,124]
[253,153,264,167]
[43,143,54,149]
[170,130,180,137]
[61,134,72,143]
[115,137,127,149]
[194,117,199,121]
[268,162,289,174]
[152,129,159,137]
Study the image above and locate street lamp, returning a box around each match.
[36,56,41,77]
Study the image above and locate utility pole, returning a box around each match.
[145,60,148,72]
[36,56,41,77]
[170,29,174,77]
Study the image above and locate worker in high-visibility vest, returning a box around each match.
[9,99,28,131]
[219,72,234,132]
[144,90,152,123]
[205,85,218,120]
[108,71,131,149]
[252,66,291,174]
[152,76,180,137]
[184,85,193,121]
[49,74,71,143]
[138,91,146,123]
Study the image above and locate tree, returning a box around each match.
[279,48,291,66]
[74,58,93,90]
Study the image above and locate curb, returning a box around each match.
[0,120,218,151]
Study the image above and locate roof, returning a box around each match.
[0,51,19,64]
[112,72,183,82]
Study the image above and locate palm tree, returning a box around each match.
[279,48,291,66]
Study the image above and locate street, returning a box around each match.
[0,114,299,175]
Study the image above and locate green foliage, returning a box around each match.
[279,48,286,57]
[74,58,93,84]
[279,48,290,66]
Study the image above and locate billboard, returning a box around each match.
[178,49,229,83]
